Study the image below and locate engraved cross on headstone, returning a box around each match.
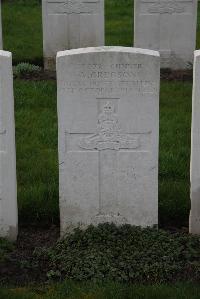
[66,98,151,221]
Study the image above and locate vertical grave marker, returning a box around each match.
[134,0,198,69]
[0,51,17,241]
[57,47,160,234]
[42,0,104,70]
[190,51,200,235]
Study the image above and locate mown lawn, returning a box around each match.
[14,80,58,224]
[1,0,193,227]
[0,0,192,227]
[2,0,43,65]
[3,0,200,64]
[2,0,193,226]
[14,79,192,227]
[1,282,200,299]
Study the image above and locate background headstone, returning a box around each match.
[42,0,104,70]
[190,50,200,235]
[57,47,160,234]
[0,51,17,241]
[134,0,198,69]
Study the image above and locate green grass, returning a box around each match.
[14,79,192,226]
[1,282,200,299]
[105,0,134,47]
[3,0,200,65]
[14,79,58,224]
[159,81,192,226]
[0,0,196,226]
[2,0,43,65]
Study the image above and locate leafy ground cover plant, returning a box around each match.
[34,224,200,284]
[13,63,42,79]
[1,225,200,287]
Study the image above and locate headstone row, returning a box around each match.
[42,0,198,71]
[1,47,160,240]
[1,46,200,240]
[0,1,198,71]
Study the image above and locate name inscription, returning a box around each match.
[62,63,157,95]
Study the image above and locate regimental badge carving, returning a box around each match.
[79,101,139,151]
[48,0,99,14]
[148,1,185,14]
[62,0,82,13]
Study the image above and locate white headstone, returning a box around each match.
[42,0,104,70]
[134,0,198,70]
[57,47,160,234]
[0,51,17,241]
[190,50,200,235]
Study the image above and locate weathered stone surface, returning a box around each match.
[42,0,104,70]
[57,47,160,234]
[190,50,200,235]
[134,0,198,69]
[0,51,17,241]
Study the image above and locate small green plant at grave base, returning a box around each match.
[13,63,42,79]
[34,223,200,284]
[0,238,14,263]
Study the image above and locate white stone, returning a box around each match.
[190,50,200,235]
[42,0,104,70]
[57,46,160,234]
[134,0,198,70]
[0,51,17,241]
